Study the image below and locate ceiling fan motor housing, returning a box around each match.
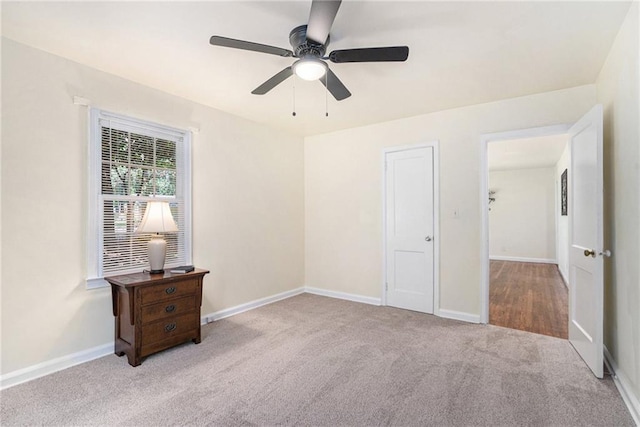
[289,25,328,58]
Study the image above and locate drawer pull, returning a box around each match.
[164,322,177,332]
[165,286,177,295]
[165,304,176,313]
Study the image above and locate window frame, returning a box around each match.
[87,108,192,289]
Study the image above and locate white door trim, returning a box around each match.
[479,124,570,324]
[382,141,440,315]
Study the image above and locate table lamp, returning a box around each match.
[136,201,178,274]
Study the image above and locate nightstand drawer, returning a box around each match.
[141,312,200,347]
[140,295,197,323]
[140,279,199,305]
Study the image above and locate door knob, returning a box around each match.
[425,236,432,242]
[584,249,596,257]
[599,250,612,257]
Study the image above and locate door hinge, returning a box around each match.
[385,282,388,291]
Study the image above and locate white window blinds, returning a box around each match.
[87,110,192,288]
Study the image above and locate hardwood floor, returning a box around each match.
[490,260,568,339]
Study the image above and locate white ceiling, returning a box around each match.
[1,1,632,137]
[488,134,569,171]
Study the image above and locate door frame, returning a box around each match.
[382,141,440,314]
[479,124,570,324]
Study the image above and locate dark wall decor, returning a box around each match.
[561,169,568,216]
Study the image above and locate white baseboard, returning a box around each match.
[437,308,481,324]
[304,288,482,327]
[558,268,569,289]
[203,287,305,322]
[304,286,382,306]
[2,286,474,391]
[1,342,113,390]
[2,312,215,389]
[490,256,557,264]
[604,346,640,426]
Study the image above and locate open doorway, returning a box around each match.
[480,126,570,339]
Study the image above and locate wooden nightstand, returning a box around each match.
[106,268,209,366]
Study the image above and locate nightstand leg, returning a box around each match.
[126,352,142,367]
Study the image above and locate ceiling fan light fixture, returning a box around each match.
[293,58,327,81]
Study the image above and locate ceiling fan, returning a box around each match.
[209,0,409,101]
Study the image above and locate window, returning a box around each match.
[87,109,191,288]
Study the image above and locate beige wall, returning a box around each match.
[305,85,596,316]
[489,167,557,262]
[0,39,305,375]
[596,1,640,410]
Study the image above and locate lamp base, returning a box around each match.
[147,234,168,273]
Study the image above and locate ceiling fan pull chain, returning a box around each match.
[325,72,329,117]
[292,76,297,117]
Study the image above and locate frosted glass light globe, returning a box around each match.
[293,58,327,81]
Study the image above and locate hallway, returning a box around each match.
[490,260,568,339]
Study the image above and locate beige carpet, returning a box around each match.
[0,293,634,426]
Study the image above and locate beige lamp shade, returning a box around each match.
[136,201,178,234]
[136,201,178,274]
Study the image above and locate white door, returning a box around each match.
[568,104,605,378]
[385,146,434,313]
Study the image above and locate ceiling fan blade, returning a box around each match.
[251,67,294,95]
[320,68,351,101]
[210,36,293,57]
[329,46,409,63]
[306,0,342,45]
